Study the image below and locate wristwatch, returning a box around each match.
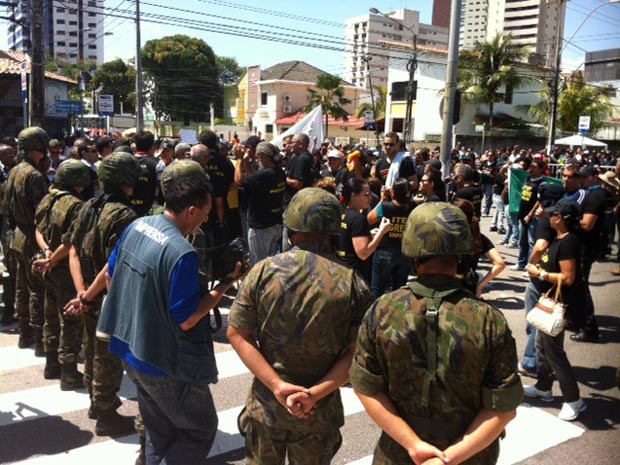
[539,270,548,281]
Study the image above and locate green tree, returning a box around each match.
[90,59,136,115]
[354,85,387,120]
[458,33,530,129]
[142,35,221,125]
[216,56,244,85]
[45,56,97,101]
[304,74,351,138]
[557,74,612,134]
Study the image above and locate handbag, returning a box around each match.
[527,274,566,337]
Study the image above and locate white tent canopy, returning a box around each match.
[554,134,608,148]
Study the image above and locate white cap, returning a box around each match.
[327,149,342,159]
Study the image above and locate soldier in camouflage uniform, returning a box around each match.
[3,127,50,351]
[33,160,91,387]
[0,143,18,325]
[350,202,523,465]
[66,153,140,436]
[227,187,373,465]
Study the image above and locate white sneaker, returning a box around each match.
[509,264,525,271]
[558,399,586,421]
[523,385,554,402]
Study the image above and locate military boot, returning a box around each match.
[43,351,61,379]
[95,409,135,436]
[33,328,45,357]
[60,362,84,391]
[17,322,34,348]
[135,436,146,465]
[0,307,17,325]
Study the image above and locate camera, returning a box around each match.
[206,238,250,281]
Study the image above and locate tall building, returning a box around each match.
[585,48,620,83]
[6,0,105,64]
[460,0,566,67]
[344,9,448,90]
[432,0,451,28]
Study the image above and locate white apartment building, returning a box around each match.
[461,0,565,67]
[344,9,448,91]
[7,0,105,64]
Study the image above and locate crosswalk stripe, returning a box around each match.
[0,345,43,372]
[0,350,248,427]
[13,386,365,464]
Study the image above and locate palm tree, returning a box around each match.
[458,33,530,129]
[305,74,351,138]
[355,85,387,120]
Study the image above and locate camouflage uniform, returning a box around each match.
[72,196,137,412]
[4,157,48,330]
[350,203,523,465]
[35,188,85,364]
[229,188,372,465]
[0,180,17,320]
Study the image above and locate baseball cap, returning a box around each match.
[243,135,261,150]
[327,149,342,159]
[578,166,598,178]
[545,198,580,221]
[538,183,565,208]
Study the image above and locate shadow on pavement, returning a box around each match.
[206,446,245,464]
[573,365,620,392]
[578,392,620,431]
[0,415,93,462]
[486,297,524,311]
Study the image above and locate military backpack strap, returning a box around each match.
[407,281,462,416]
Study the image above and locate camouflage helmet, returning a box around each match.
[283,187,341,234]
[18,127,50,153]
[98,153,142,188]
[161,160,209,197]
[402,202,473,258]
[55,159,91,188]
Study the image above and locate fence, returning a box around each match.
[547,163,615,178]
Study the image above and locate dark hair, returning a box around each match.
[452,198,483,259]
[391,178,411,204]
[427,170,445,199]
[134,130,155,152]
[384,131,399,141]
[342,177,367,205]
[164,176,213,214]
[198,130,218,150]
[95,136,112,153]
[367,177,383,198]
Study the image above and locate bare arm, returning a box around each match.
[527,258,576,286]
[528,238,550,266]
[179,280,235,331]
[68,245,86,295]
[286,177,303,191]
[352,220,391,261]
[476,248,506,298]
[580,213,597,232]
[35,229,49,251]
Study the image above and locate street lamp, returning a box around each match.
[548,0,620,153]
[369,7,417,145]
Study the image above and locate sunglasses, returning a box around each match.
[383,143,396,147]
[562,174,578,179]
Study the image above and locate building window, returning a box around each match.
[70,54,77,58]
[88,12,96,16]
[88,33,96,38]
[504,84,513,104]
[391,81,417,101]
[88,55,97,60]
[57,7,65,13]
[57,19,65,24]
[88,44,97,49]
[69,21,77,25]
[57,30,65,35]
[57,41,66,47]
[88,22,96,27]
[260,92,268,105]
[69,42,77,47]
[69,31,77,36]
[88,0,97,6]
[266,124,274,133]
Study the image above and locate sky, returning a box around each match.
[2,0,620,76]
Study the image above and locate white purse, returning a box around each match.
[527,274,566,337]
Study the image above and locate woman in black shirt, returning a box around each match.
[524,199,587,421]
[338,178,391,283]
[367,178,414,298]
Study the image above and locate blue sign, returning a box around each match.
[54,100,82,114]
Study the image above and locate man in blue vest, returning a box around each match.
[97,160,244,465]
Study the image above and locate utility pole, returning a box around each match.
[403,33,417,145]
[362,55,381,154]
[546,0,566,155]
[439,0,462,181]
[29,0,45,127]
[135,0,144,131]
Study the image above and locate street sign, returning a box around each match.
[98,94,114,116]
[54,100,82,114]
[21,61,27,92]
[364,109,375,122]
[578,116,591,133]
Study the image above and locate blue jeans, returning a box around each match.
[504,206,520,245]
[482,184,493,216]
[521,281,540,371]
[371,248,412,300]
[518,218,538,268]
[125,364,218,465]
[491,194,505,230]
[248,224,282,265]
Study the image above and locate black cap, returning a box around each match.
[243,135,261,150]
[538,183,565,208]
[545,198,580,221]
[578,165,598,178]
[426,159,442,171]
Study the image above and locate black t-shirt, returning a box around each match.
[535,215,556,243]
[456,185,484,218]
[205,153,234,199]
[338,207,371,282]
[579,186,606,254]
[376,202,412,250]
[399,156,416,180]
[375,157,390,184]
[480,160,496,185]
[536,233,586,328]
[132,154,158,217]
[493,172,506,196]
[284,151,318,205]
[241,167,286,229]
[320,166,339,182]
[518,177,544,220]
[456,233,494,291]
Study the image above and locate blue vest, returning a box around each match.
[98,214,218,383]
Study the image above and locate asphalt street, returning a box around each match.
[0,213,618,465]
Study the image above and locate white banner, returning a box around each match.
[271,105,324,152]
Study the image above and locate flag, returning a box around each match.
[270,105,324,152]
[508,167,563,215]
